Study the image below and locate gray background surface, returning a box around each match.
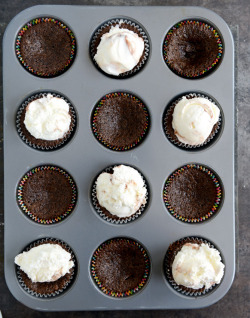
[0,0,249,317]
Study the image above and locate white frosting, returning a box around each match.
[172,243,225,290]
[24,94,71,141]
[96,165,147,218]
[94,24,144,75]
[172,96,220,145]
[15,243,74,283]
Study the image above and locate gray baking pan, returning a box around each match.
[3,5,235,311]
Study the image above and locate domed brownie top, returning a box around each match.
[92,93,149,151]
[91,238,150,297]
[16,18,76,77]
[163,20,223,78]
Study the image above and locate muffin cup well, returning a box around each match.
[163,20,223,78]
[16,238,77,298]
[91,165,149,224]
[91,92,150,151]
[15,17,76,78]
[90,17,150,79]
[163,236,224,297]
[163,92,222,151]
[163,164,223,223]
[16,92,77,151]
[90,237,151,297]
[17,165,77,225]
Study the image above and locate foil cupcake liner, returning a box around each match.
[16,92,77,151]
[15,17,76,78]
[163,164,223,223]
[90,237,151,297]
[91,165,149,224]
[90,18,150,78]
[163,20,223,78]
[16,238,77,298]
[17,165,77,225]
[163,236,224,297]
[163,93,222,150]
[91,92,150,151]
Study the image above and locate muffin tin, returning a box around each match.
[3,5,235,311]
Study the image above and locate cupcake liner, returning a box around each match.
[91,92,150,151]
[163,93,222,150]
[163,236,224,297]
[163,20,223,78]
[90,18,150,78]
[90,237,151,297]
[16,92,77,151]
[17,165,77,225]
[91,165,149,224]
[163,164,223,223]
[16,238,77,298]
[15,17,76,77]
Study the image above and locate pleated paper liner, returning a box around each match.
[163,164,223,223]
[90,237,151,298]
[17,165,77,225]
[16,92,77,151]
[91,92,150,151]
[91,165,149,224]
[163,92,222,151]
[163,236,224,297]
[163,20,223,78]
[16,238,77,298]
[89,17,150,79]
[15,17,76,78]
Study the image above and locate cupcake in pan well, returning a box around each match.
[91,164,149,224]
[17,165,77,225]
[91,237,151,297]
[90,18,150,78]
[91,92,150,151]
[163,20,223,78]
[163,93,222,150]
[16,92,76,151]
[16,17,76,77]
[163,164,223,223]
[164,237,225,297]
[15,238,77,298]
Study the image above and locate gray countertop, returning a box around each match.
[0,0,249,317]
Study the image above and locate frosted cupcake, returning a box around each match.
[164,237,225,296]
[90,18,150,78]
[15,238,77,297]
[163,93,221,150]
[16,92,76,150]
[92,165,148,224]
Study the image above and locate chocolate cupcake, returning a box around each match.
[17,165,77,225]
[91,237,150,297]
[91,164,149,224]
[16,92,76,151]
[163,93,222,150]
[91,92,150,151]
[15,238,77,298]
[16,17,76,77]
[164,237,225,297]
[90,18,150,78]
[163,20,223,78]
[163,164,223,223]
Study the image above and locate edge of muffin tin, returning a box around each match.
[3,5,235,311]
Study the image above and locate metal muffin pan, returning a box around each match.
[3,5,235,311]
